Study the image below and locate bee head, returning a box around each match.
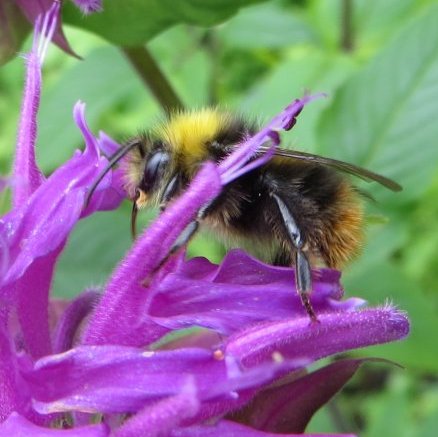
[120,135,177,239]
[123,135,176,210]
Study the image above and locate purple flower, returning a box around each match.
[0,4,410,436]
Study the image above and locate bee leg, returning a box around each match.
[146,202,209,282]
[133,175,183,240]
[271,193,318,322]
[159,174,182,212]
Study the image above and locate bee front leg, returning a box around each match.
[147,201,210,280]
[159,174,183,212]
[133,174,184,240]
[271,193,318,322]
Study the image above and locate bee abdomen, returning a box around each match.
[316,181,364,268]
[204,161,364,270]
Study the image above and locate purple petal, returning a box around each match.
[15,0,80,57]
[71,0,103,15]
[82,163,222,346]
[73,101,124,214]
[1,103,122,289]
[27,347,212,414]
[24,345,297,415]
[171,420,356,437]
[12,1,60,207]
[181,392,255,428]
[223,143,276,183]
[97,131,121,156]
[112,380,199,437]
[14,247,63,358]
[243,358,371,433]
[0,412,109,436]
[73,101,100,159]
[135,251,362,344]
[0,104,122,357]
[5,2,66,357]
[0,229,9,280]
[0,326,24,421]
[225,306,410,368]
[178,353,366,428]
[53,289,101,353]
[219,95,321,185]
[0,324,49,423]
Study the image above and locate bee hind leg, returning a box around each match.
[271,193,318,322]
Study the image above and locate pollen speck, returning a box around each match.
[213,349,225,360]
[271,351,284,363]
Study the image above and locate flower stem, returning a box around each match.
[200,30,220,106]
[121,45,184,114]
[340,0,354,52]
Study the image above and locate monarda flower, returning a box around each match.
[0,3,410,436]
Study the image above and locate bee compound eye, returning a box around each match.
[143,151,170,190]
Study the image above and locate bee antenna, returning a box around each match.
[83,141,141,209]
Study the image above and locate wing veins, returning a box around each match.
[257,146,402,192]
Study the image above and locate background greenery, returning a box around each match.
[1,0,438,435]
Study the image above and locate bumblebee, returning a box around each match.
[88,108,401,320]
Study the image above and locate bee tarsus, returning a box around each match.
[271,192,317,321]
[159,174,183,212]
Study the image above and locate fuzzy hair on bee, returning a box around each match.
[87,108,401,321]
[122,109,253,203]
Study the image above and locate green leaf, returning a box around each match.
[363,373,412,437]
[53,197,163,298]
[239,48,356,149]
[53,204,159,299]
[37,24,214,172]
[360,371,438,437]
[148,26,211,107]
[305,407,338,434]
[317,5,438,202]
[217,2,316,49]
[308,0,433,51]
[417,407,438,437]
[348,217,409,273]
[352,0,422,48]
[62,0,266,46]
[343,261,438,373]
[37,46,159,172]
[0,55,25,171]
[187,233,224,265]
[52,207,132,299]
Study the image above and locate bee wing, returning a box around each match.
[258,146,402,192]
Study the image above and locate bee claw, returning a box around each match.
[299,291,318,323]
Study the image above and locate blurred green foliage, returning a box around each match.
[1,0,438,435]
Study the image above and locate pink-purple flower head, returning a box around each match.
[0,4,410,436]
